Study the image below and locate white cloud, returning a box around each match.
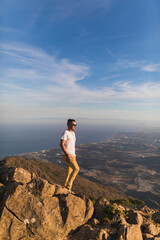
[107,59,160,76]
[1,43,160,103]
[142,64,160,72]
[0,43,160,122]
[110,59,146,71]
[100,74,119,81]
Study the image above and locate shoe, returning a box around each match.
[66,187,71,194]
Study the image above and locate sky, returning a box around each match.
[0,0,160,125]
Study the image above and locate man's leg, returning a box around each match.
[62,155,73,188]
[66,155,79,189]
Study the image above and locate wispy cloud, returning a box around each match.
[0,26,22,33]
[100,74,119,81]
[111,59,146,71]
[142,64,160,72]
[107,58,160,74]
[106,48,114,56]
[1,43,160,108]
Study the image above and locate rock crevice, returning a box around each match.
[5,204,23,222]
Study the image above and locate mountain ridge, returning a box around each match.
[0,156,127,201]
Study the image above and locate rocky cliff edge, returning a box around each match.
[0,165,160,240]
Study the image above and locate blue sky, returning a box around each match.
[0,0,160,124]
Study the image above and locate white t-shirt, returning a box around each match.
[61,130,76,156]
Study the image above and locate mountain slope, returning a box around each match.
[0,156,126,200]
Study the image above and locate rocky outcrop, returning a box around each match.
[0,167,94,240]
[0,166,160,240]
[69,196,160,240]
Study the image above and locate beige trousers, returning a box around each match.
[62,154,79,189]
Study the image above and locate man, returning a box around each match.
[60,119,79,193]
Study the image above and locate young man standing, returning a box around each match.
[60,119,79,193]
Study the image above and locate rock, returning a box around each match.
[99,229,111,240]
[126,225,143,240]
[70,224,111,240]
[144,224,159,236]
[117,204,125,211]
[142,206,154,214]
[152,211,160,224]
[70,224,93,240]
[27,178,56,197]
[143,233,154,240]
[117,223,128,240]
[117,224,143,240]
[0,183,5,201]
[126,209,143,226]
[0,169,94,240]
[91,218,100,225]
[0,167,32,185]
[12,167,32,184]
[94,197,110,220]
[117,214,127,225]
[54,184,69,195]
[0,206,27,240]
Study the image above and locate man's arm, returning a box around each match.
[60,139,71,162]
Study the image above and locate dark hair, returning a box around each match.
[67,119,76,125]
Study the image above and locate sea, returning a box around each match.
[0,121,142,157]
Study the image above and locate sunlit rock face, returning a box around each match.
[0,167,94,240]
[0,160,160,240]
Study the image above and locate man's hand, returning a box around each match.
[66,154,71,163]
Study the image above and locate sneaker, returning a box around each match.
[66,187,72,194]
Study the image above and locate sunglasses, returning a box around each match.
[72,124,77,127]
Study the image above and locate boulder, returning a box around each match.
[94,197,110,220]
[117,224,143,240]
[144,224,160,236]
[0,167,32,185]
[143,233,154,240]
[152,211,160,224]
[70,224,111,240]
[126,209,143,226]
[0,169,94,240]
